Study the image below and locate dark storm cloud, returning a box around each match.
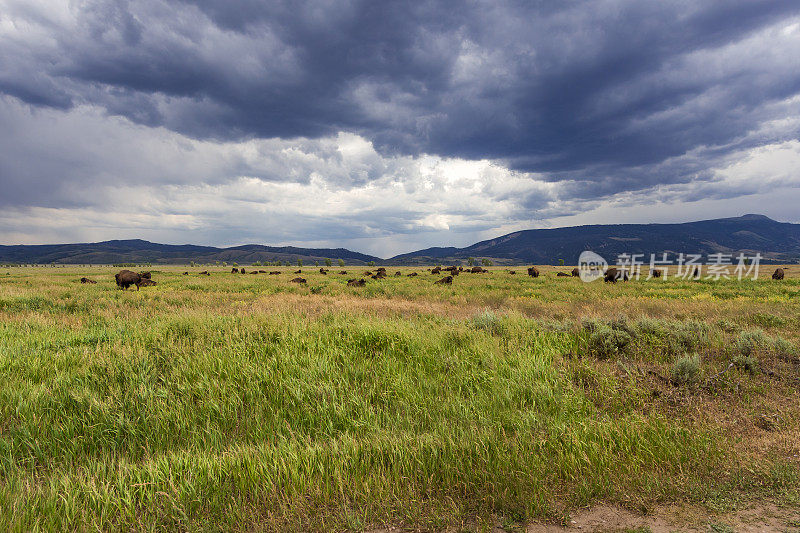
[2,0,800,254]
[3,0,799,189]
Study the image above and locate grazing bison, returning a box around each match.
[258,270,267,273]
[471,266,484,273]
[290,277,306,284]
[80,277,96,284]
[407,272,418,277]
[231,268,239,274]
[183,272,188,275]
[347,278,366,287]
[115,270,141,290]
[556,272,570,277]
[604,267,629,283]
[773,268,785,280]
[395,271,402,276]
[139,271,151,279]
[269,271,281,275]
[527,266,539,277]
[376,267,386,272]
[434,275,453,285]
[571,268,580,277]
[509,271,516,275]
[294,269,302,274]
[363,271,373,276]
[320,268,328,274]
[431,266,442,274]
[199,271,210,276]
[338,270,347,274]
[137,279,157,287]
[250,271,259,275]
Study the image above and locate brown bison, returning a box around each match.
[294,269,302,274]
[604,267,629,283]
[347,278,366,287]
[407,272,418,277]
[137,278,157,287]
[319,268,328,274]
[115,270,141,290]
[231,268,239,274]
[199,271,210,276]
[269,271,281,275]
[509,270,516,275]
[240,268,246,274]
[556,272,570,277]
[250,271,259,274]
[258,270,267,273]
[395,271,402,276]
[376,267,386,272]
[773,268,785,280]
[338,270,347,274]
[434,275,453,285]
[650,269,662,278]
[290,277,306,284]
[80,277,97,284]
[139,271,151,279]
[431,266,442,274]
[571,267,580,277]
[527,266,539,277]
[363,271,373,276]
[471,266,485,273]
[183,272,188,276]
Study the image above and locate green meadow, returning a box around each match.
[0,266,798,530]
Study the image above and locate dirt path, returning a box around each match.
[368,501,799,532]
[526,502,800,532]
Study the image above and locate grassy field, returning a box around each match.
[0,265,798,531]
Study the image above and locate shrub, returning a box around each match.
[635,317,667,336]
[734,329,771,358]
[733,353,759,374]
[580,317,603,333]
[715,319,738,333]
[771,336,796,358]
[609,315,636,335]
[666,320,709,355]
[587,326,631,359]
[469,310,504,335]
[671,353,701,385]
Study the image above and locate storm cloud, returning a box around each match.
[1,0,800,255]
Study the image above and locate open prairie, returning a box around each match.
[0,265,798,531]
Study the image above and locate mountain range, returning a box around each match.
[2,215,799,265]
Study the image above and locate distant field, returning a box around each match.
[0,265,798,531]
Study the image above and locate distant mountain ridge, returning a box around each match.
[0,239,382,265]
[2,215,799,265]
[389,214,800,264]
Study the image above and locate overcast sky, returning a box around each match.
[2,0,800,257]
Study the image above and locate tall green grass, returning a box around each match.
[0,267,797,530]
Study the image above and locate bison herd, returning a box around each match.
[82,264,790,291]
